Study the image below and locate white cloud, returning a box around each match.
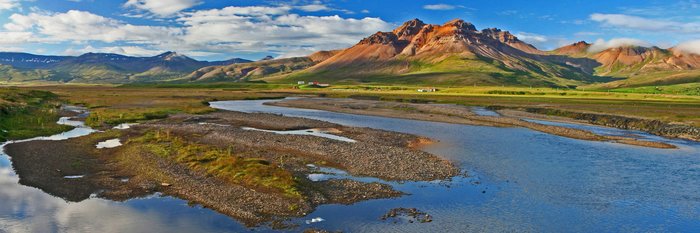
[513,32,574,51]
[575,31,602,36]
[175,6,392,55]
[0,0,19,11]
[297,4,331,12]
[498,10,518,16]
[0,6,392,58]
[124,0,202,17]
[63,45,164,57]
[515,32,548,43]
[0,31,32,44]
[675,40,700,55]
[588,38,652,52]
[423,4,462,10]
[590,13,700,33]
[0,46,25,52]
[294,1,354,14]
[4,10,182,43]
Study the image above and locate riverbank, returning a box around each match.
[497,107,700,141]
[0,89,73,142]
[268,98,678,149]
[4,110,458,226]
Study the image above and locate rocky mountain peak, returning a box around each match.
[359,32,400,45]
[572,41,590,46]
[481,28,519,43]
[158,51,177,56]
[393,18,427,40]
[443,19,477,32]
[158,51,191,61]
[553,41,593,56]
[479,27,541,54]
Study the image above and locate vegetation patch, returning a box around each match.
[611,83,700,96]
[0,88,73,142]
[85,105,213,128]
[128,130,301,198]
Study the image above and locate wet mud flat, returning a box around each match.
[499,106,700,141]
[4,110,458,227]
[268,98,678,149]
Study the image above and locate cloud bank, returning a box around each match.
[2,6,393,58]
[588,38,652,52]
[423,4,461,10]
[124,0,202,17]
[590,13,700,34]
[675,40,700,55]
[0,0,20,11]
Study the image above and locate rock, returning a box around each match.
[381,208,432,224]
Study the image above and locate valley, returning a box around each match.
[1,19,699,94]
[1,84,699,231]
[0,4,699,231]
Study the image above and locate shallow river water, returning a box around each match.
[1,99,699,232]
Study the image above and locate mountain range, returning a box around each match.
[0,52,251,83]
[2,18,700,88]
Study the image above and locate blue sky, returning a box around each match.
[0,0,698,60]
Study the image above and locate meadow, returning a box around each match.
[8,82,700,132]
[0,88,73,142]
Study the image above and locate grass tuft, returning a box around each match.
[129,130,301,198]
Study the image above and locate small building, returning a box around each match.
[306,81,330,87]
[417,88,437,92]
[297,81,305,85]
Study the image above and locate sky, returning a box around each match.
[0,0,698,61]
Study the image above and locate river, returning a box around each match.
[1,99,699,232]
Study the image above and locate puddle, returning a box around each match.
[305,217,325,224]
[307,174,329,182]
[305,166,389,184]
[241,127,356,143]
[471,107,500,117]
[113,123,138,130]
[96,139,122,149]
[57,117,87,127]
[198,122,230,127]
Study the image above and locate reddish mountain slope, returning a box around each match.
[553,41,700,77]
[299,19,597,86]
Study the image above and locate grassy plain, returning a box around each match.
[20,84,287,128]
[9,82,700,129]
[293,85,700,127]
[0,88,73,142]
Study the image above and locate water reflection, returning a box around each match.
[212,99,700,232]
[0,112,250,233]
[241,127,356,143]
[1,99,699,232]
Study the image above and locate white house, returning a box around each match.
[417,88,437,92]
